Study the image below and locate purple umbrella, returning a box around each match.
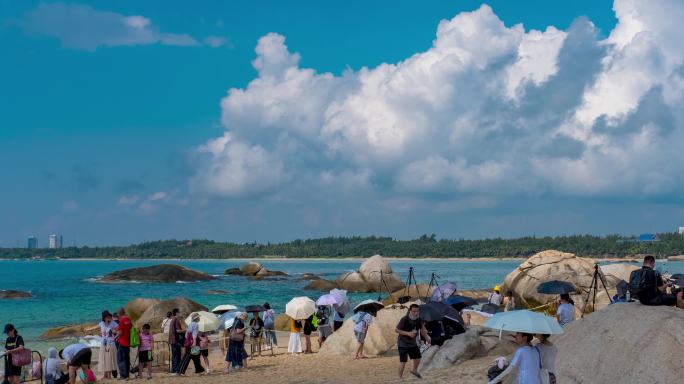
[430,282,458,302]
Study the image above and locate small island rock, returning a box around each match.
[0,290,33,299]
[100,264,216,283]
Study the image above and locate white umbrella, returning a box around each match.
[211,304,238,314]
[218,311,238,330]
[185,311,220,332]
[483,310,563,336]
[286,296,316,320]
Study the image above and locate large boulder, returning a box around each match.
[600,263,639,283]
[100,264,216,283]
[228,262,288,277]
[124,298,162,322]
[136,297,207,331]
[274,314,291,331]
[318,306,406,356]
[304,278,339,291]
[555,303,684,383]
[334,255,405,293]
[418,326,517,373]
[0,290,32,299]
[41,323,99,339]
[240,262,263,276]
[503,250,629,313]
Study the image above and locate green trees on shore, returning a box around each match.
[2,233,684,259]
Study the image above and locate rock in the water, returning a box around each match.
[136,297,207,331]
[555,303,684,383]
[503,250,629,313]
[300,273,320,281]
[124,298,162,321]
[419,326,516,373]
[334,255,405,293]
[100,264,216,283]
[224,268,243,275]
[318,307,406,356]
[240,262,263,276]
[304,278,339,291]
[0,290,32,299]
[668,255,684,261]
[41,323,99,339]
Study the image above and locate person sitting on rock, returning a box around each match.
[629,255,684,308]
[488,285,503,307]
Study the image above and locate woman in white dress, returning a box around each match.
[98,310,118,379]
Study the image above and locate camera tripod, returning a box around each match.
[581,264,613,316]
[373,270,395,302]
[397,267,421,304]
[426,272,441,303]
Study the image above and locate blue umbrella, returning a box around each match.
[537,280,577,295]
[218,311,238,330]
[444,295,478,311]
[484,310,563,336]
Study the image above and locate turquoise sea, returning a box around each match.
[1,258,682,353]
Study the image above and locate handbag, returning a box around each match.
[190,346,200,356]
[229,326,244,342]
[11,348,33,366]
[183,331,193,348]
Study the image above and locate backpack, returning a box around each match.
[629,268,656,297]
[129,326,140,349]
[311,315,319,329]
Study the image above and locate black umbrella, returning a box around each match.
[537,280,578,295]
[419,302,464,323]
[353,300,384,316]
[443,295,478,311]
[244,304,264,313]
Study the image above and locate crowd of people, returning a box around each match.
[4,254,684,383]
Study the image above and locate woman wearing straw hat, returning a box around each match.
[225,312,249,373]
[179,313,205,376]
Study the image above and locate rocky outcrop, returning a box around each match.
[0,290,32,299]
[555,303,684,383]
[418,326,517,373]
[124,298,162,321]
[318,306,407,356]
[100,264,216,283]
[334,255,405,293]
[668,255,684,261]
[41,323,99,339]
[136,297,207,331]
[224,262,287,278]
[303,278,339,291]
[300,273,321,281]
[503,250,631,313]
[274,314,291,331]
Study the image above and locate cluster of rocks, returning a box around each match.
[303,255,405,293]
[224,262,287,280]
[503,250,638,313]
[99,264,217,283]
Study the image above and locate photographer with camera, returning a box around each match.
[629,255,684,308]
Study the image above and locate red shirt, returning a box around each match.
[117,315,132,347]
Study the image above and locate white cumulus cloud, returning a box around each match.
[192,0,684,210]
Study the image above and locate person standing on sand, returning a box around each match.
[395,304,430,379]
[2,324,25,384]
[198,332,211,374]
[97,311,117,379]
[316,305,332,347]
[488,332,541,384]
[534,334,557,384]
[168,308,183,376]
[303,315,314,354]
[226,312,248,372]
[353,311,372,359]
[263,303,278,350]
[249,312,264,356]
[114,308,132,380]
[137,324,154,380]
[287,318,303,354]
[179,313,205,376]
[333,311,345,332]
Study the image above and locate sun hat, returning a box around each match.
[494,285,501,292]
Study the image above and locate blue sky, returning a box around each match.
[2,0,683,246]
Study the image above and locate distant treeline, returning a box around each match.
[2,233,684,259]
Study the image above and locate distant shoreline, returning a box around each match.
[1,256,650,263]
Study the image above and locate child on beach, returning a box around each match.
[137,324,154,379]
[198,332,211,373]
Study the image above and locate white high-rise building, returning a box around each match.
[679,227,684,235]
[48,234,60,249]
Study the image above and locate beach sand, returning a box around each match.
[104,333,489,384]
